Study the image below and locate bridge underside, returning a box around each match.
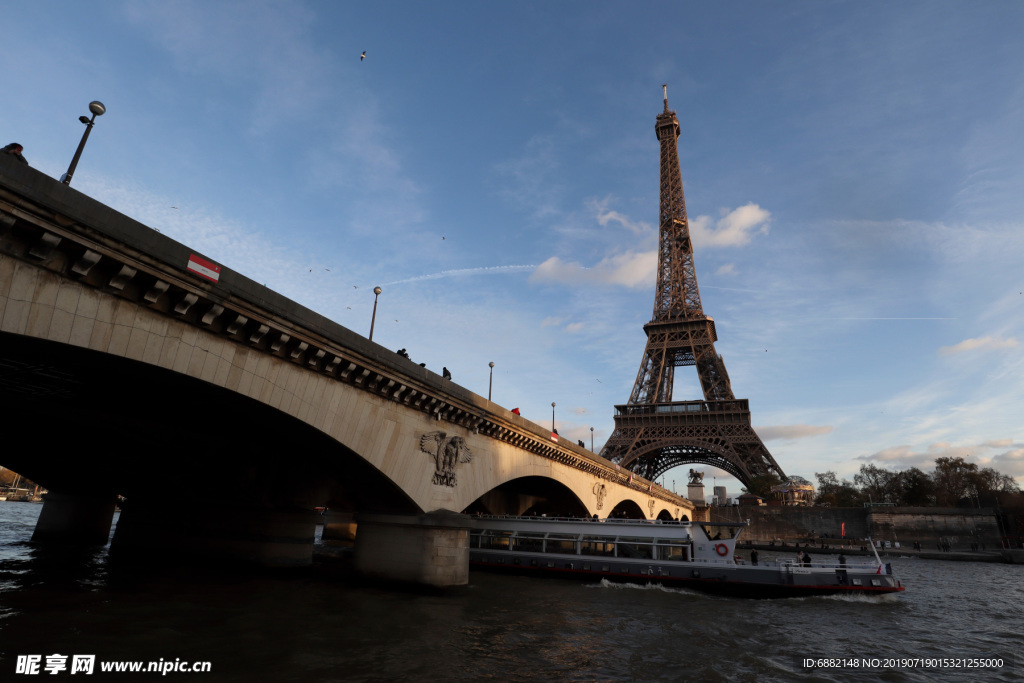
[0,331,419,516]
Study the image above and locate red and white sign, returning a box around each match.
[550,432,558,442]
[187,254,221,283]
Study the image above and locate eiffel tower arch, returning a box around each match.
[600,86,787,490]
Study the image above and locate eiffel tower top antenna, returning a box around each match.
[662,83,669,112]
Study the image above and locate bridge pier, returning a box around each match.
[31,493,116,545]
[110,504,318,568]
[354,511,470,588]
[322,510,358,542]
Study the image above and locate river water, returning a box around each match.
[0,502,1020,681]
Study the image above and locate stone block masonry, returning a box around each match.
[713,506,1001,550]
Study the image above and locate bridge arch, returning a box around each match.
[0,331,421,515]
[608,498,646,519]
[464,476,589,517]
[619,438,751,483]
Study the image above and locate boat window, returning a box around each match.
[512,534,545,553]
[580,536,615,556]
[617,538,655,560]
[657,543,689,561]
[476,531,512,550]
[544,535,577,554]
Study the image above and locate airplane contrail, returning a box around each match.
[382,264,537,286]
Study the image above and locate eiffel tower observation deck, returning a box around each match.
[600,86,787,489]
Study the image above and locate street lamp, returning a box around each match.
[62,101,106,186]
[590,427,594,451]
[551,402,556,432]
[488,362,494,401]
[368,286,382,341]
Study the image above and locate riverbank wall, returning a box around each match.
[709,505,1003,551]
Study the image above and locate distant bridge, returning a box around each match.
[0,156,695,585]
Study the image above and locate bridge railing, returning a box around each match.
[613,399,749,416]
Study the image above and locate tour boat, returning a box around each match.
[468,515,905,598]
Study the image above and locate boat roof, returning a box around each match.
[470,515,745,540]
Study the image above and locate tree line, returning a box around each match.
[744,457,1021,508]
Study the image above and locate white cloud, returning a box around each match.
[938,335,1019,356]
[690,203,771,248]
[990,449,1024,477]
[756,424,833,441]
[530,250,657,288]
[591,197,654,236]
[564,322,585,333]
[715,263,736,276]
[857,441,998,471]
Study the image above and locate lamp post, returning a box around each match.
[368,286,382,341]
[488,362,494,401]
[551,402,556,432]
[590,427,594,451]
[62,101,106,186]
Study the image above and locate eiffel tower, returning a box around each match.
[600,86,787,489]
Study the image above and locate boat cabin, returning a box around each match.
[470,516,745,564]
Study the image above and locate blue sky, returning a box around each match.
[5,1,1024,498]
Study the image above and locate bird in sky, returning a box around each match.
[360,51,366,61]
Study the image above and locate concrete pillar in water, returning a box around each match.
[111,505,318,568]
[322,510,358,542]
[354,510,470,587]
[31,493,117,545]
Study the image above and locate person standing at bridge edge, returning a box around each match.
[3,143,27,164]
[442,367,451,380]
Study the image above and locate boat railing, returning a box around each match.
[768,558,886,571]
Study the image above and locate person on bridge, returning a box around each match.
[442,367,451,380]
[3,143,27,164]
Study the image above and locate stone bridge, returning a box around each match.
[0,156,694,584]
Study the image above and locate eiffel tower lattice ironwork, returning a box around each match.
[600,86,787,490]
